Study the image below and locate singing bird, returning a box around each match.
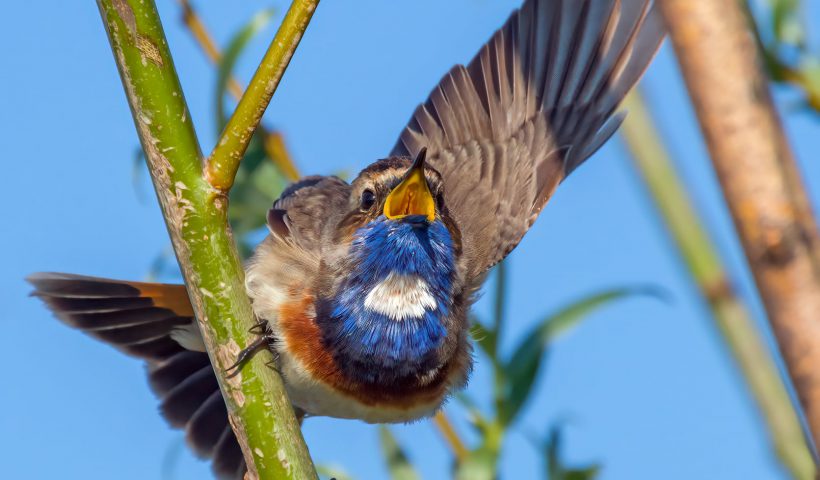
[29,0,663,477]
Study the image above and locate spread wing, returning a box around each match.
[392,0,664,280]
[27,273,246,480]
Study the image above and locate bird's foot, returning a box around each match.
[224,323,275,378]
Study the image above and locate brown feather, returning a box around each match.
[28,273,243,480]
[392,0,665,282]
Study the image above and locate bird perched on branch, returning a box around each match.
[29,0,663,477]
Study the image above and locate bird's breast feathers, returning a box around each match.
[363,272,437,321]
[245,226,470,423]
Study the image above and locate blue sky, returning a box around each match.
[2,0,820,479]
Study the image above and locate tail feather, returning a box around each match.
[28,272,245,480]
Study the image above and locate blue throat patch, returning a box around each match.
[327,216,455,382]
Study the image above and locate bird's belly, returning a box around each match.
[266,293,456,423]
[277,350,443,423]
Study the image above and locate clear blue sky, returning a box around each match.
[2,1,820,479]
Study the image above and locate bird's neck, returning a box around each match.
[325,217,456,384]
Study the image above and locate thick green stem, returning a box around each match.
[206,0,319,191]
[96,1,317,478]
[620,90,815,479]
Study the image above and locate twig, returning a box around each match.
[175,0,300,181]
[96,0,317,478]
[205,0,318,190]
[433,411,469,462]
[177,0,244,99]
[620,90,815,479]
[659,0,820,459]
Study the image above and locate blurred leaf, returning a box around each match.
[455,447,497,480]
[500,286,665,425]
[470,316,496,359]
[317,464,356,480]
[454,393,494,437]
[769,0,804,47]
[227,135,287,251]
[160,437,185,480]
[491,260,507,351]
[544,425,600,480]
[379,426,421,480]
[215,8,276,132]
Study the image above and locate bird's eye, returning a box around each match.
[360,189,376,210]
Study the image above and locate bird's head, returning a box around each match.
[336,148,455,238]
[322,149,462,384]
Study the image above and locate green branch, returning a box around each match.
[96,0,317,478]
[620,90,814,479]
[206,0,319,191]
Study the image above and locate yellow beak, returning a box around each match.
[383,148,436,223]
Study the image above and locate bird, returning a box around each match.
[28,0,664,478]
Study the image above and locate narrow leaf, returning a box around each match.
[317,464,356,480]
[492,260,507,351]
[470,316,497,359]
[454,447,497,480]
[544,424,600,480]
[501,286,665,425]
[215,8,276,132]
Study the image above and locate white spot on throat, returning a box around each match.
[364,272,437,320]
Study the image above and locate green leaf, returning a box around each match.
[769,0,805,47]
[492,260,507,351]
[454,393,493,437]
[544,424,600,480]
[215,8,277,133]
[470,316,497,359]
[316,464,356,480]
[378,426,421,480]
[454,447,497,480]
[500,286,665,425]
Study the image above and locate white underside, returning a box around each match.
[279,353,441,423]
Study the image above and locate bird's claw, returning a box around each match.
[224,334,271,379]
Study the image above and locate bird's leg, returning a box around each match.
[224,320,276,378]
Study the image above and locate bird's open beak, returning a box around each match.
[384,148,436,223]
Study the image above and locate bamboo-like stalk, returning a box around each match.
[206,0,318,191]
[659,0,820,456]
[95,0,317,478]
[620,90,815,479]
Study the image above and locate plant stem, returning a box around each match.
[620,90,815,479]
[659,0,820,461]
[433,411,469,462]
[175,0,301,181]
[206,0,318,190]
[96,0,316,478]
[177,0,244,99]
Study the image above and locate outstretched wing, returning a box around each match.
[27,273,246,480]
[392,0,664,280]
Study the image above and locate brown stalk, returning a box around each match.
[659,0,820,454]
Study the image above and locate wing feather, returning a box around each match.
[392,0,664,279]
